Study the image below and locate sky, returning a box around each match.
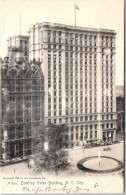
[0,0,124,85]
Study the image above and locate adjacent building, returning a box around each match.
[0,48,44,163]
[7,35,29,60]
[116,96,124,111]
[116,96,124,139]
[116,111,124,139]
[29,22,117,147]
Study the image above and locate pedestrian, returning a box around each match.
[82,142,85,152]
[80,140,82,146]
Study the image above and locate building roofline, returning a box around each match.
[7,35,29,41]
[30,22,116,34]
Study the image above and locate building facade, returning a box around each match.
[116,96,124,139]
[7,35,29,60]
[0,48,44,163]
[116,96,124,112]
[116,111,124,139]
[29,22,117,147]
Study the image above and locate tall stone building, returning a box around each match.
[7,35,29,60]
[0,48,44,163]
[28,22,117,147]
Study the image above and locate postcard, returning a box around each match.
[0,0,124,194]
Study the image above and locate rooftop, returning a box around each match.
[30,22,116,34]
[7,35,29,41]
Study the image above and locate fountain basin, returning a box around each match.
[77,156,123,173]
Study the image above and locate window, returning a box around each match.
[59,45,62,49]
[94,115,97,120]
[70,46,73,50]
[70,40,73,45]
[85,125,88,130]
[59,31,62,36]
[107,123,109,128]
[111,123,113,128]
[80,116,83,121]
[81,126,83,130]
[48,105,51,109]
[59,38,61,43]
[85,132,88,139]
[90,116,92,121]
[48,44,51,49]
[71,126,74,131]
[95,131,97,138]
[53,31,56,36]
[80,133,83,140]
[48,119,51,123]
[90,132,92,139]
[71,117,73,122]
[102,124,105,129]
[75,117,78,122]
[76,133,78,140]
[85,116,88,121]
[48,30,51,36]
[48,112,51,116]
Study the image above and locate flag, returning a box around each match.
[75,4,80,10]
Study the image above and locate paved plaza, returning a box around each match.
[0,141,124,194]
[0,141,124,177]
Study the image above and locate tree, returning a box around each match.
[28,123,70,174]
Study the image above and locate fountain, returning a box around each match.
[77,155,123,174]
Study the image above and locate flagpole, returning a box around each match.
[74,0,76,26]
[20,14,21,35]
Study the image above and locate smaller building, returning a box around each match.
[116,96,124,139]
[7,35,29,60]
[0,48,44,164]
[116,111,124,139]
[116,96,124,112]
